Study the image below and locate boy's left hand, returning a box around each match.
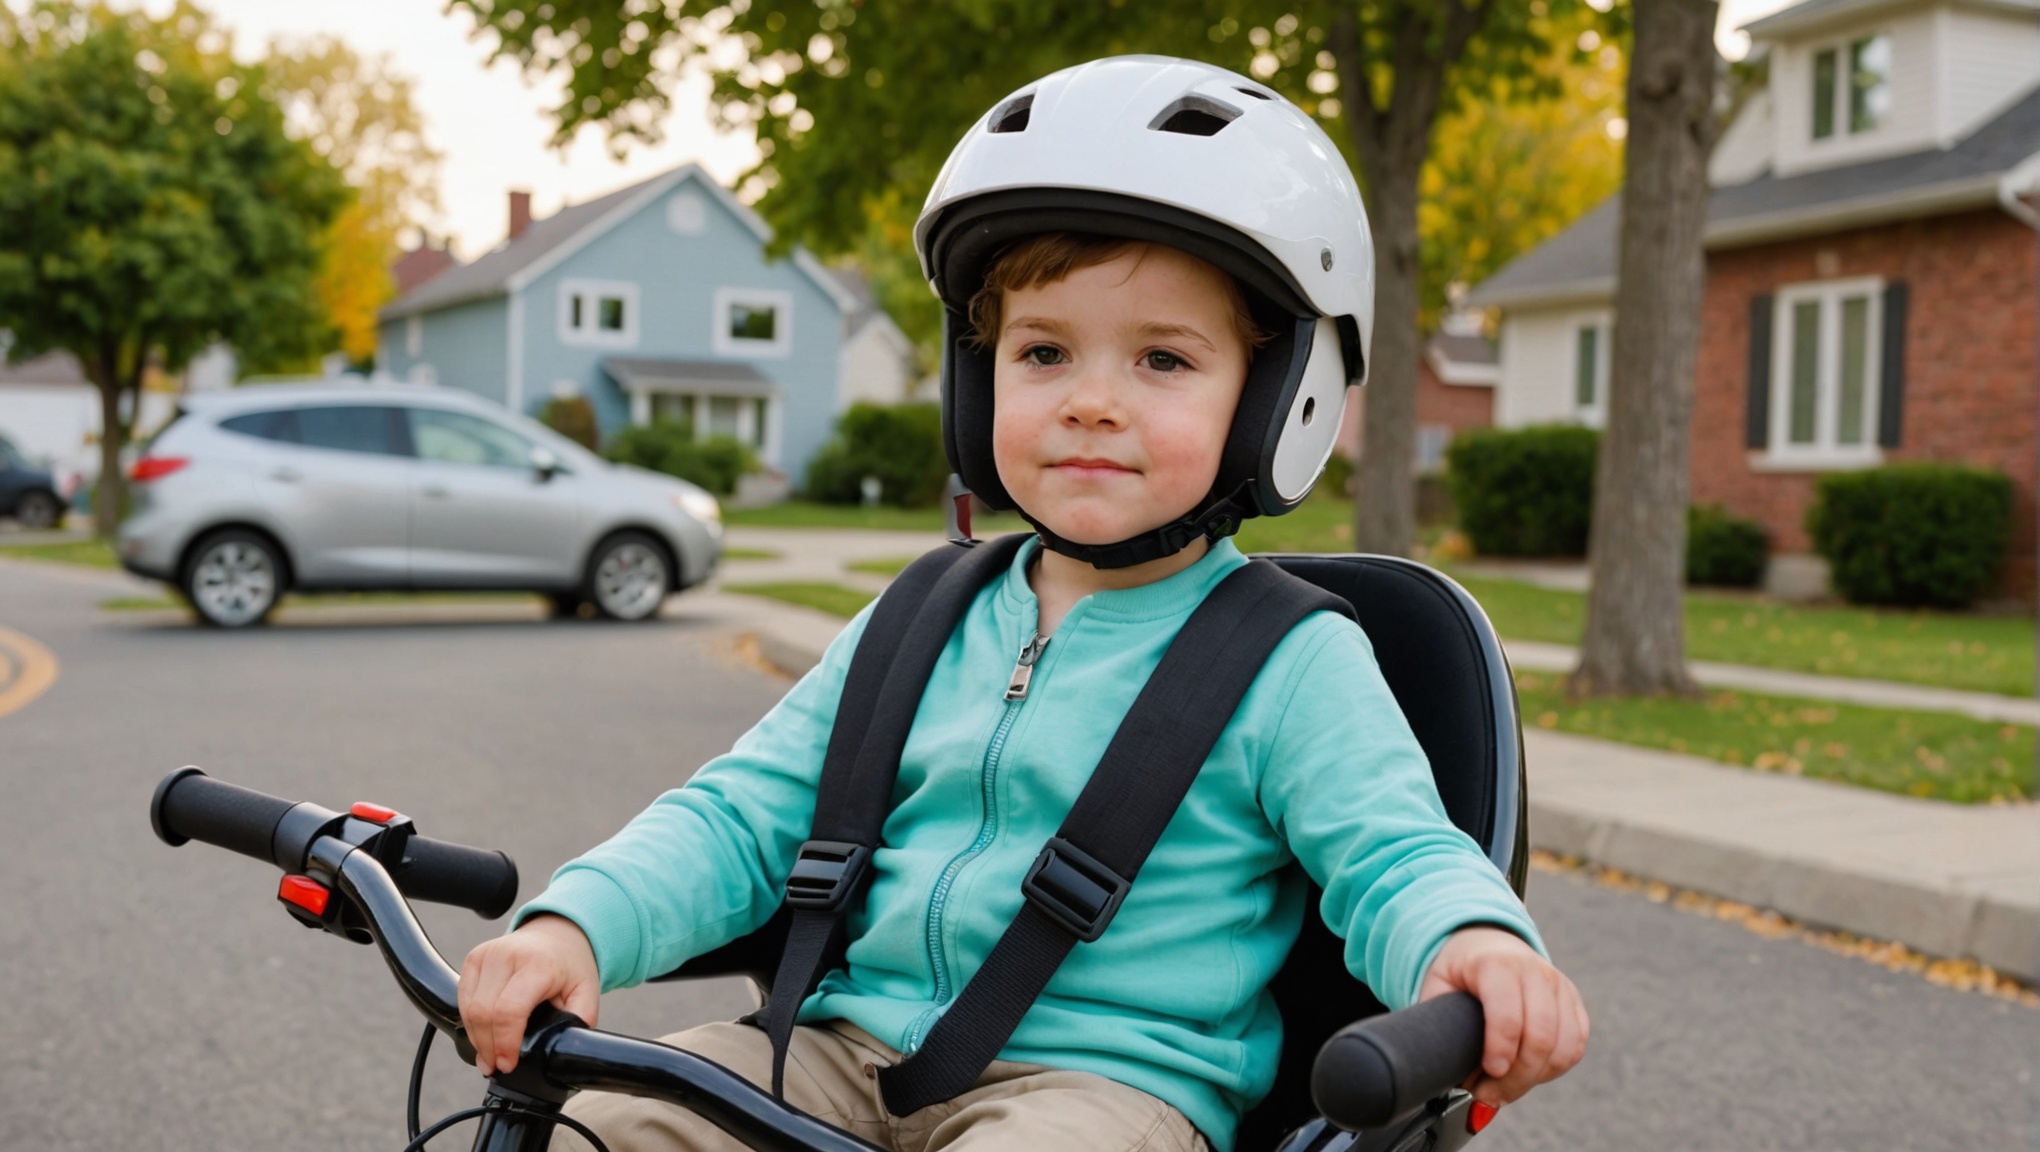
[1420,926,1589,1110]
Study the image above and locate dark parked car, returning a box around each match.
[0,432,66,529]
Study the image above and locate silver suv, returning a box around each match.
[118,384,723,626]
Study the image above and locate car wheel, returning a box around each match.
[14,490,62,530]
[183,530,284,628]
[585,532,671,622]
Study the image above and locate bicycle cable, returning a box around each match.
[401,1020,610,1152]
[399,1103,613,1152]
[408,1022,434,1141]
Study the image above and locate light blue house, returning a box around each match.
[376,164,876,486]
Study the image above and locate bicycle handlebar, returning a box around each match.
[151,767,517,919]
[1311,991,1487,1131]
[152,769,1487,1150]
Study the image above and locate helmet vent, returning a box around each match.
[1149,95,1240,137]
[1234,86,1274,101]
[989,93,1034,134]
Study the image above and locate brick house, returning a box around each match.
[1466,0,2040,595]
[1338,312,1498,475]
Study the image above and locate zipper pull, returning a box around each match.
[1004,632,1050,701]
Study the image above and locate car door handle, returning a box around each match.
[270,467,302,483]
[421,484,450,498]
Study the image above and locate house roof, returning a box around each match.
[379,164,858,322]
[1466,83,2040,309]
[0,350,89,388]
[1742,0,2040,39]
[602,357,780,399]
[1463,198,1621,309]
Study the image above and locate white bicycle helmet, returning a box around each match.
[916,54,1374,568]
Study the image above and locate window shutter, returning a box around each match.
[1878,281,1908,448]
[1746,295,1773,449]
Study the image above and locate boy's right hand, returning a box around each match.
[458,913,601,1075]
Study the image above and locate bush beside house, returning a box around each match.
[542,395,599,451]
[1686,505,1768,587]
[805,402,949,508]
[603,420,756,496]
[1445,425,1599,557]
[1807,463,2013,608]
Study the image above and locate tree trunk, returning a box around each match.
[1353,167,1422,557]
[91,367,126,538]
[1330,2,1488,559]
[1570,0,1719,698]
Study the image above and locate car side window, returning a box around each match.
[0,435,20,468]
[408,408,533,469]
[296,407,405,456]
[219,409,302,444]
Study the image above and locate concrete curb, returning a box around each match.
[729,604,2040,984]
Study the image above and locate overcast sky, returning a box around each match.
[112,0,1797,261]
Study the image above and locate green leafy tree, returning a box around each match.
[0,2,346,532]
[264,35,446,366]
[1418,6,1627,328]
[452,1,1610,549]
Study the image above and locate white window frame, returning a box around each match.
[713,287,794,359]
[558,278,640,349]
[1570,316,1610,429]
[1809,33,1890,142]
[1759,276,1884,471]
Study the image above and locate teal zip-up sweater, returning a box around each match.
[518,537,1541,1150]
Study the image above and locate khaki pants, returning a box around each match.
[552,1020,1208,1152]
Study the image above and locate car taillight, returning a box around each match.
[130,456,189,482]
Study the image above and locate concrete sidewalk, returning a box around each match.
[704,546,2039,985]
[1505,638,2040,725]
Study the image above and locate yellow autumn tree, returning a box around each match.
[264,36,443,366]
[1419,8,1628,329]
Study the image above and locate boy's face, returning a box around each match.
[991,245,1250,548]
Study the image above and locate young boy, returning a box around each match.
[461,57,1586,1152]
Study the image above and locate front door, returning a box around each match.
[404,406,581,587]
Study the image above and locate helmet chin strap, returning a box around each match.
[1014,484,1255,570]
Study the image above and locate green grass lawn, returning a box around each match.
[721,547,779,560]
[1454,575,2035,697]
[0,538,120,568]
[750,492,2037,697]
[723,581,877,619]
[1515,671,2033,804]
[725,501,1028,535]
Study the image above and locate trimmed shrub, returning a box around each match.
[804,402,949,508]
[603,420,756,496]
[541,395,599,450]
[1807,463,2014,608]
[1444,425,1599,557]
[1686,505,1768,587]
[1319,449,1356,498]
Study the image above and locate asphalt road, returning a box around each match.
[2,556,2035,1151]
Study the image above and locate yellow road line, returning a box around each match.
[0,626,58,718]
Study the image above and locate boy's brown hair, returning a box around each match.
[967,232,1269,352]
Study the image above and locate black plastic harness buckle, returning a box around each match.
[1021,837,1129,943]
[785,840,873,912]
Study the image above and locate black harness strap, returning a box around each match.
[759,533,1029,1098]
[877,560,1353,1116]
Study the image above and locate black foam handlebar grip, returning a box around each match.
[396,835,520,920]
[1311,992,1487,1132]
[151,767,294,864]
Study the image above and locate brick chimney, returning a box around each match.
[507,190,533,241]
